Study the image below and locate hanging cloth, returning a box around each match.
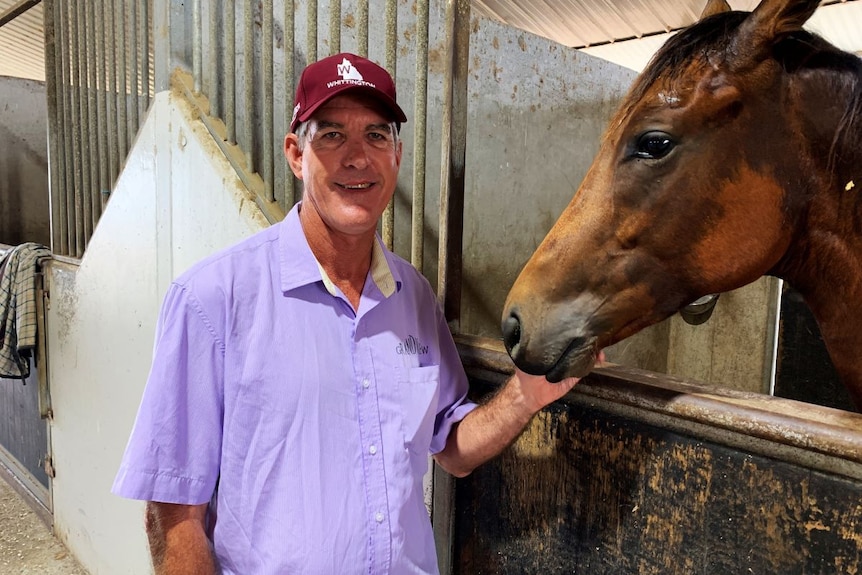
[0,243,52,380]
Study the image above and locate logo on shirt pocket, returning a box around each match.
[396,335,429,356]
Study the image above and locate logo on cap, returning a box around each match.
[326,57,376,90]
[336,58,364,81]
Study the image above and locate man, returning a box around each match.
[113,52,588,574]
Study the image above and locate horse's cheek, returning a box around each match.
[694,174,786,285]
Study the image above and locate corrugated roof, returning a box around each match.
[474,0,862,71]
[0,0,44,81]
[0,1,859,82]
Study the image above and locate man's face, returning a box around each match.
[286,93,402,239]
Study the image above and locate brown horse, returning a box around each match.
[501,0,862,408]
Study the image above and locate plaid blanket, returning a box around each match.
[0,243,52,379]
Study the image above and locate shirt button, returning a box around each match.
[361,378,370,389]
[369,445,377,455]
[375,512,384,523]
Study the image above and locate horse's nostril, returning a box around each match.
[502,311,522,358]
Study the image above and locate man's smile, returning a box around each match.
[338,181,375,190]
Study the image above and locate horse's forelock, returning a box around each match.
[630,12,749,104]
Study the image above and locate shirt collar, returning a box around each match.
[279,202,400,298]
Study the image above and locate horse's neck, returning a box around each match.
[782,238,862,409]
[784,63,862,367]
[789,57,862,193]
[778,107,862,405]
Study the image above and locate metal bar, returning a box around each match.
[34,272,51,420]
[117,0,128,162]
[153,0,171,92]
[69,0,83,257]
[208,0,219,117]
[434,4,471,570]
[142,0,150,111]
[193,0,201,93]
[357,0,368,57]
[381,0,397,250]
[329,0,340,54]
[42,0,64,254]
[98,0,110,207]
[59,1,75,255]
[91,0,106,219]
[83,0,96,229]
[0,0,40,28]
[284,0,295,205]
[306,0,317,63]
[225,0,236,144]
[86,0,101,225]
[76,0,92,249]
[129,0,139,134]
[436,0,469,328]
[243,0,254,170]
[411,0,429,272]
[106,0,118,191]
[263,0,274,202]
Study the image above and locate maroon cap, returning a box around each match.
[290,52,408,133]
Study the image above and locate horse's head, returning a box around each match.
[502,0,827,381]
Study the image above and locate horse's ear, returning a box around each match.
[700,0,731,20]
[730,0,820,66]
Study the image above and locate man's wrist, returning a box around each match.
[505,373,543,420]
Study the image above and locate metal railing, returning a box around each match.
[157,0,470,328]
[43,0,154,258]
[166,1,441,268]
[43,0,467,322]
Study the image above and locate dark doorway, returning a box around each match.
[773,283,855,412]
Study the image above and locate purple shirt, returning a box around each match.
[113,204,476,574]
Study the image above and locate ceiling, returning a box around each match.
[0,0,860,82]
[0,0,44,81]
[472,0,862,71]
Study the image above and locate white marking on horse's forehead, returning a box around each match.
[658,91,681,105]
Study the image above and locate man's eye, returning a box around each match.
[321,131,341,140]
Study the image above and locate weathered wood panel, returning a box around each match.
[452,337,862,575]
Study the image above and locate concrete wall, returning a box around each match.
[668,277,779,394]
[45,89,269,574]
[0,76,50,246]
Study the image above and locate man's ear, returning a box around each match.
[285,133,304,180]
[395,138,403,169]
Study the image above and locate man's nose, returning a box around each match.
[341,138,370,168]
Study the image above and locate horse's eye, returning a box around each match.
[633,131,675,159]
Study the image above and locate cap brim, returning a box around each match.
[293,84,407,132]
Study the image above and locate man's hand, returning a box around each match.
[511,368,581,414]
[512,350,605,413]
[434,351,605,478]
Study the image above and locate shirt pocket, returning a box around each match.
[397,365,440,456]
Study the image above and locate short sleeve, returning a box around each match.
[112,282,225,504]
[429,301,477,455]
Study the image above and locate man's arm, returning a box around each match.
[146,502,217,575]
[433,368,581,478]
